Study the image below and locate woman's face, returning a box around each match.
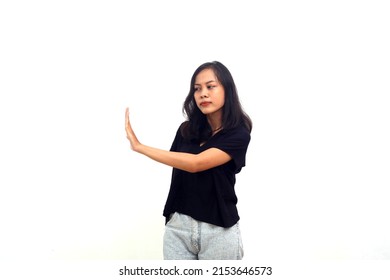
[193,68,225,117]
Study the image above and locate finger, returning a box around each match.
[125,108,131,127]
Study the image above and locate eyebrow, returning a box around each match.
[194,80,217,86]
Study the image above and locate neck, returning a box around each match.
[206,108,223,132]
[207,117,222,133]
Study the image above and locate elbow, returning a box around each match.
[185,164,200,173]
[185,157,207,173]
[187,166,202,173]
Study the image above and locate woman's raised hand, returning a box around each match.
[125,107,141,151]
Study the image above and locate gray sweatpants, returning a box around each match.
[163,212,244,260]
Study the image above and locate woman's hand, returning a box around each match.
[125,107,141,152]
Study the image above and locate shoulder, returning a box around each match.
[170,122,188,151]
[178,120,196,142]
[172,121,194,143]
[178,121,189,131]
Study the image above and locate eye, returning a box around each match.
[207,85,216,89]
[194,87,201,92]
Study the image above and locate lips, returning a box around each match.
[200,102,211,107]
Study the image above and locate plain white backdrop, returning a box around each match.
[0,0,389,261]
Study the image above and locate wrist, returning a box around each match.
[132,142,144,154]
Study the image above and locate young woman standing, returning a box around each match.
[125,61,252,260]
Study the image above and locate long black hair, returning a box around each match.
[181,61,252,143]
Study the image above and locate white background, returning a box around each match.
[0,0,389,261]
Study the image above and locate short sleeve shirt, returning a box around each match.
[163,123,251,228]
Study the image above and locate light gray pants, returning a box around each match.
[163,212,244,260]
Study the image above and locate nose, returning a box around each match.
[200,88,209,98]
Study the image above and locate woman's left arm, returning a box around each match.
[125,108,231,173]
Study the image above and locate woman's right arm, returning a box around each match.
[125,108,231,173]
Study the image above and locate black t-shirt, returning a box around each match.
[163,123,251,228]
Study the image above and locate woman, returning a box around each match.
[125,61,252,260]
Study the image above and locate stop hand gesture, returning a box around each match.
[125,107,141,152]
